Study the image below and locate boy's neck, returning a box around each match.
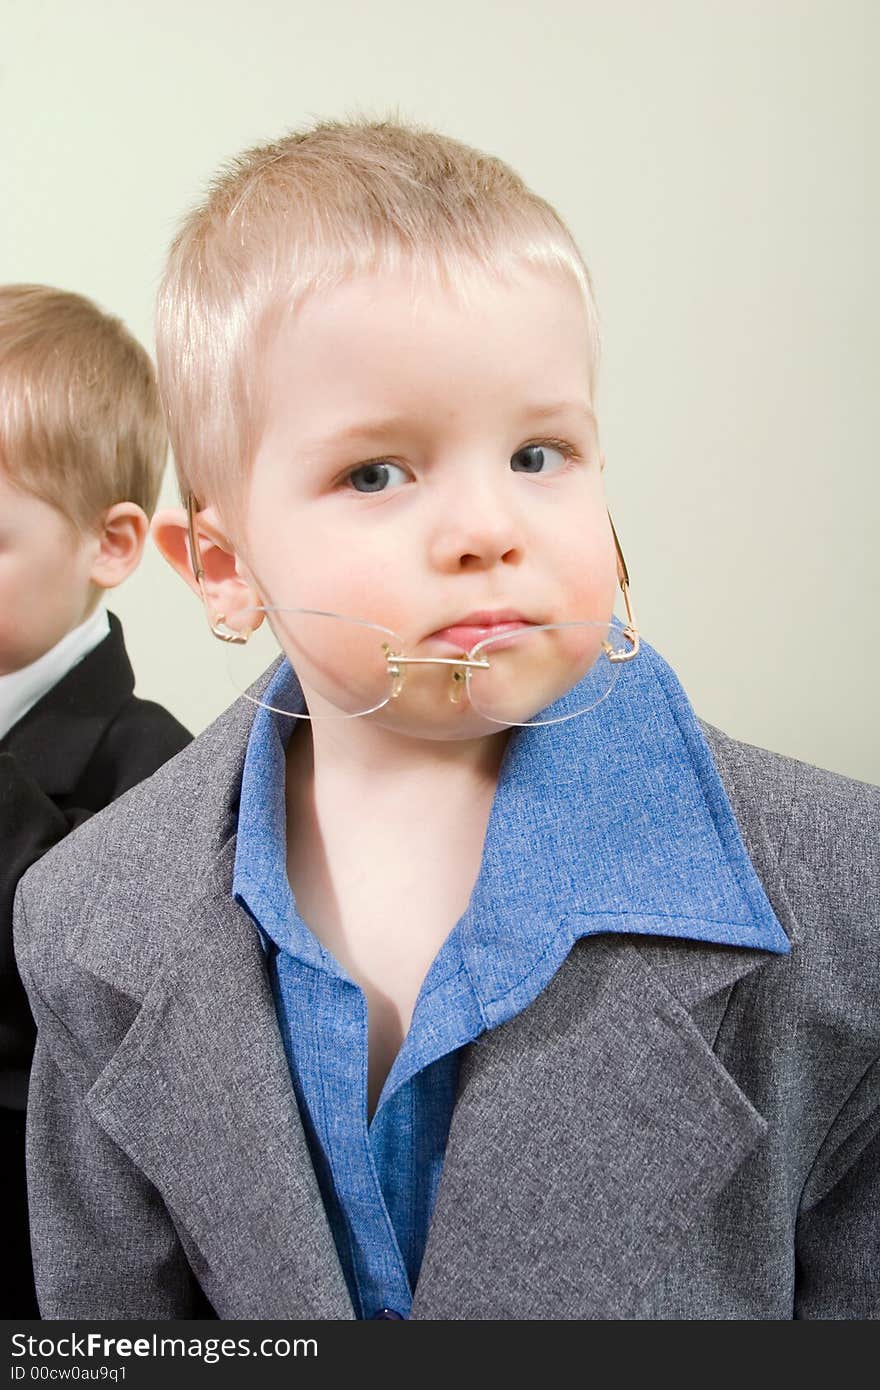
[284,716,513,804]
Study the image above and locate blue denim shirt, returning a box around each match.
[233,621,789,1319]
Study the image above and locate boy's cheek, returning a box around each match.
[0,557,89,675]
[552,526,617,604]
[257,535,399,617]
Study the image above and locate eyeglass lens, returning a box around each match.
[224,608,630,726]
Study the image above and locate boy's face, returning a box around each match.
[0,466,100,676]
[216,264,618,738]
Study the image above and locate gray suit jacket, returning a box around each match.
[12,676,880,1320]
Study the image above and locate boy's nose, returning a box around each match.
[435,522,524,572]
[429,485,526,571]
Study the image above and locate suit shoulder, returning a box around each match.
[19,675,262,893]
[94,694,193,779]
[18,722,218,906]
[699,716,880,985]
[698,714,880,851]
[14,691,253,1021]
[116,694,193,748]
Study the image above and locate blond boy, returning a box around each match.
[13,123,880,1320]
[0,285,191,1316]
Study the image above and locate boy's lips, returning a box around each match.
[425,610,536,647]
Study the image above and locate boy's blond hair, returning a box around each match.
[0,284,167,533]
[156,112,603,537]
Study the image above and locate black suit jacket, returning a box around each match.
[0,610,191,1315]
[1,610,192,1108]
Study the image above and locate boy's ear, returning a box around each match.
[89,503,150,591]
[150,505,264,638]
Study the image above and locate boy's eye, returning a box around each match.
[344,461,409,494]
[511,442,574,475]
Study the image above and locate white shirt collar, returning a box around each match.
[0,605,111,742]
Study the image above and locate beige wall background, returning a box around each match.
[3,0,877,784]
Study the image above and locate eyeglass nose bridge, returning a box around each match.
[381,646,492,704]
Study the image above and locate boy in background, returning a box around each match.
[13,125,880,1319]
[0,285,192,1316]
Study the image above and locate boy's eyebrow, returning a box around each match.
[306,400,597,453]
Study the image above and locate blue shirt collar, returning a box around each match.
[233,620,790,1007]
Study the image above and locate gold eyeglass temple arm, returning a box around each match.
[607,508,640,661]
[186,492,249,645]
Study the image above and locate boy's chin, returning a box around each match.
[0,639,55,677]
[0,605,101,677]
[351,704,519,742]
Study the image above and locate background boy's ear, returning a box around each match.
[150,506,264,636]
[89,503,150,591]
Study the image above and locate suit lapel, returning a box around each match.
[84,834,355,1319]
[412,932,772,1320]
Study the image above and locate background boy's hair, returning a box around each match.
[156,111,603,540]
[0,284,168,533]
